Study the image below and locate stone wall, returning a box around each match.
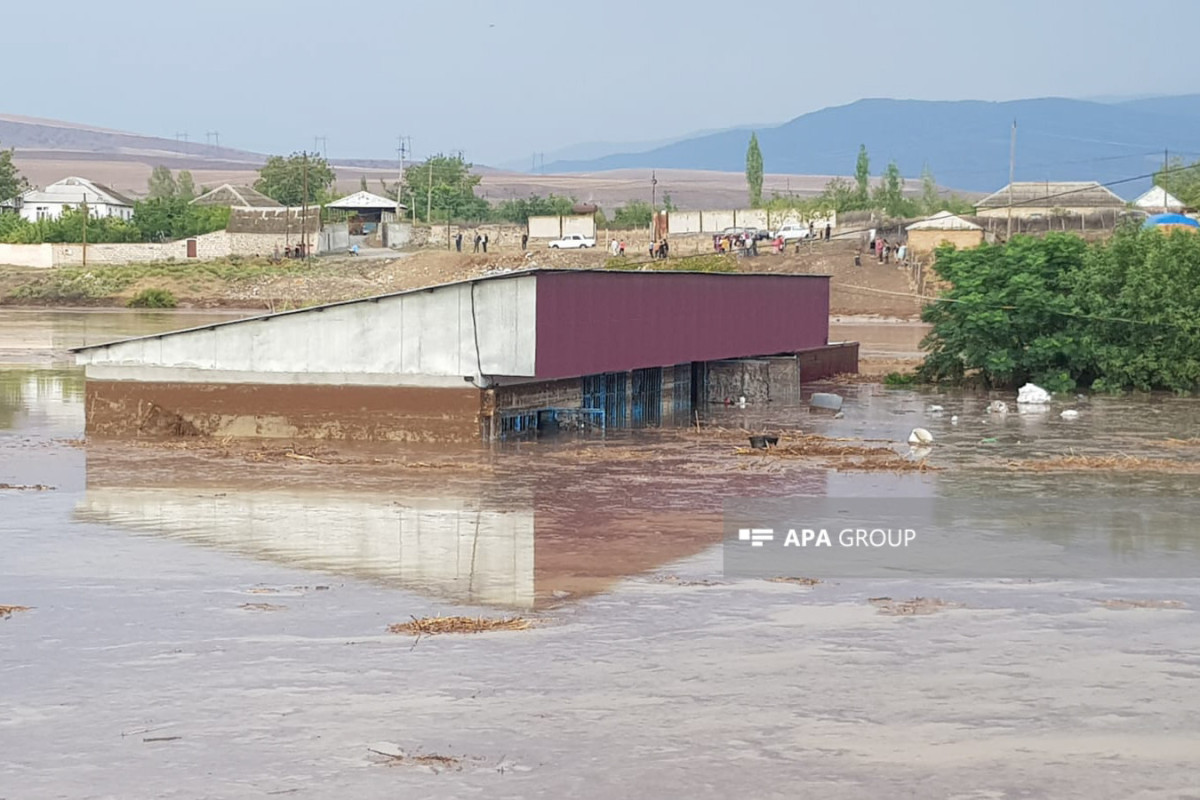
[0,243,54,268]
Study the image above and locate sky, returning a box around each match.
[4,0,1197,166]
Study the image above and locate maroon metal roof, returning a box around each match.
[533,271,830,379]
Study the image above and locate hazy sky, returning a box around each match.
[5,0,1195,165]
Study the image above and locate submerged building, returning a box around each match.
[74,269,857,442]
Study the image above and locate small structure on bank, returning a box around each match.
[73,269,857,443]
[905,211,985,255]
[326,191,404,235]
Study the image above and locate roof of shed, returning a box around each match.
[976,181,1126,209]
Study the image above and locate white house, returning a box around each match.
[4,176,135,222]
[1133,186,1186,214]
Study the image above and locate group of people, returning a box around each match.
[271,243,308,261]
[608,238,627,256]
[649,239,669,259]
[714,232,758,255]
[867,236,906,265]
[452,231,532,253]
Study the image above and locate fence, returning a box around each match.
[666,209,836,236]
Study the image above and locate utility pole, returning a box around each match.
[302,152,309,260]
[80,196,88,267]
[1164,148,1170,210]
[175,132,189,156]
[205,131,220,148]
[1006,119,1017,241]
[426,159,433,222]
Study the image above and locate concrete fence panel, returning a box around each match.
[528,216,561,239]
[560,215,596,238]
[0,243,54,268]
[668,211,702,234]
[702,210,735,232]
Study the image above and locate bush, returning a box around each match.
[127,288,178,308]
[918,230,1200,392]
[604,254,736,273]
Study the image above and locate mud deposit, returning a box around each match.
[3,309,1200,799]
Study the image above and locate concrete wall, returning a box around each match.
[907,228,985,255]
[382,222,412,248]
[318,223,350,253]
[422,223,526,249]
[669,210,702,234]
[664,209,838,236]
[78,273,540,386]
[528,216,561,239]
[527,215,595,239]
[0,243,54,268]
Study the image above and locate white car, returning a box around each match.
[776,223,811,242]
[548,234,596,249]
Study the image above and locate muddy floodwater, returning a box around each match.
[3,309,1200,799]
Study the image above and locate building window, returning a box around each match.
[36,207,50,221]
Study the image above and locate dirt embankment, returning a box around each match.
[0,240,922,318]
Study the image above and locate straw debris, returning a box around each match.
[368,748,466,772]
[388,615,531,636]
[736,435,896,458]
[828,456,942,473]
[1007,455,1200,473]
[0,483,55,491]
[240,602,286,612]
[869,597,960,616]
[0,605,32,619]
[1098,598,1186,611]
[767,577,823,586]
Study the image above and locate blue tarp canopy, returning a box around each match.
[1143,213,1200,229]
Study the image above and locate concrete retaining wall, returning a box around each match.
[0,243,54,268]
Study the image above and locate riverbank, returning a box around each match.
[0,244,926,317]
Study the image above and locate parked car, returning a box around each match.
[720,226,770,241]
[775,223,811,242]
[548,233,596,249]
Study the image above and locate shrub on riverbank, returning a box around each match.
[918,229,1200,392]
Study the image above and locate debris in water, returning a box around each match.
[833,411,845,419]
[0,605,32,619]
[928,405,945,414]
[767,577,822,587]
[652,574,725,587]
[908,427,934,445]
[737,395,747,409]
[987,400,1009,414]
[368,746,467,772]
[388,615,531,636]
[0,483,55,491]
[810,392,844,412]
[240,602,287,612]
[980,437,998,444]
[950,415,959,425]
[1017,383,1052,405]
[1098,598,1187,610]
[1060,409,1080,419]
[869,597,960,616]
[829,456,941,473]
[1008,455,1200,473]
[735,435,895,458]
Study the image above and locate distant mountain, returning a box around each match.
[542,96,1200,194]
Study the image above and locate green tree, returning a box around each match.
[918,229,1200,393]
[255,152,336,207]
[854,145,871,205]
[611,200,653,229]
[920,164,940,213]
[0,143,27,203]
[359,176,369,192]
[661,192,676,213]
[493,194,576,224]
[401,154,488,222]
[147,165,178,199]
[819,177,858,212]
[1153,156,1200,209]
[745,133,764,208]
[176,170,196,201]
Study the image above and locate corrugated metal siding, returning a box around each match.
[534,272,830,379]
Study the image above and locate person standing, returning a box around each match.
[521,232,529,250]
[610,238,619,256]
[482,233,489,253]
[824,222,831,241]
[455,232,463,252]
[619,239,626,256]
[473,233,481,253]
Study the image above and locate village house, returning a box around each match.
[190,184,282,208]
[1,176,134,222]
[1132,186,1186,215]
[975,181,1126,219]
